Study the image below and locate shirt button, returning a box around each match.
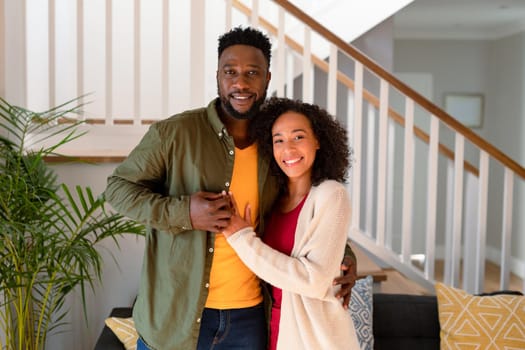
[197,318,201,323]
[205,283,210,288]
[229,150,234,155]
[225,182,230,187]
[209,248,214,253]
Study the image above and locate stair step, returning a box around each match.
[375,269,433,295]
[353,244,388,283]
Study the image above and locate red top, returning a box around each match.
[262,195,308,350]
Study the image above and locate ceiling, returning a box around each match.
[393,0,525,40]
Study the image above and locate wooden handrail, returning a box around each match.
[269,0,524,180]
[233,0,479,176]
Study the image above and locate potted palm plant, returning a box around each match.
[0,97,145,350]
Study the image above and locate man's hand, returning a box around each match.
[333,256,358,309]
[189,191,232,232]
[221,192,252,238]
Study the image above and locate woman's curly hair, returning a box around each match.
[253,97,352,193]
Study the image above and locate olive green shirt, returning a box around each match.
[104,99,279,349]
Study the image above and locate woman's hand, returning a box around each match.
[221,191,253,238]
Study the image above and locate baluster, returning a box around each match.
[133,0,141,124]
[365,103,376,235]
[250,0,259,27]
[474,151,489,293]
[375,79,389,245]
[161,0,169,120]
[452,134,465,287]
[302,26,312,103]
[105,0,113,125]
[500,168,514,290]
[49,0,56,108]
[275,7,286,97]
[285,51,294,98]
[77,0,84,110]
[401,98,415,263]
[351,61,363,233]
[327,43,337,115]
[424,115,439,281]
[463,170,479,293]
[386,118,395,249]
[225,0,233,30]
[190,0,205,108]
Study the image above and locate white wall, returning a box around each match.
[486,34,524,170]
[3,0,25,106]
[394,39,490,132]
[0,0,4,98]
[486,33,525,264]
[352,17,395,71]
[47,163,145,350]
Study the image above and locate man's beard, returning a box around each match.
[219,90,267,120]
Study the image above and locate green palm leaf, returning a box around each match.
[0,96,144,350]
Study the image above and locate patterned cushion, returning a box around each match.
[350,275,374,350]
[105,317,138,350]
[435,282,525,349]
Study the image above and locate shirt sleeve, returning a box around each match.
[226,182,351,300]
[344,240,356,263]
[103,124,192,234]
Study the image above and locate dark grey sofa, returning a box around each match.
[372,293,440,349]
[94,293,441,350]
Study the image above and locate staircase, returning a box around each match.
[231,0,524,295]
[2,0,524,297]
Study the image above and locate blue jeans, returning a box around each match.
[197,303,267,350]
[136,303,267,350]
[136,337,149,350]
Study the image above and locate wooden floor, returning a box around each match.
[354,246,524,295]
[436,260,523,293]
[376,262,524,295]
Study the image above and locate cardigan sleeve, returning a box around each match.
[226,181,351,300]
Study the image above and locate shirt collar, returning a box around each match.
[206,98,228,140]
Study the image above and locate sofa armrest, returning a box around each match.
[94,307,133,350]
[373,293,440,350]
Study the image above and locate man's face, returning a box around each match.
[217,44,271,120]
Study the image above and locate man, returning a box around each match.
[104,26,356,350]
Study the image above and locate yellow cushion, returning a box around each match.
[435,282,525,349]
[104,317,138,350]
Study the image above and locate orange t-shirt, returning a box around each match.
[205,144,262,309]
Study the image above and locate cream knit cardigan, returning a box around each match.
[227,180,361,350]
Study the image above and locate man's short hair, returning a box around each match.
[218,26,272,68]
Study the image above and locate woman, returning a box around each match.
[222,97,360,349]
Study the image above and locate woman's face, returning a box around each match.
[271,111,319,182]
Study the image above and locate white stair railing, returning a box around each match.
[2,0,524,294]
[226,0,525,294]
